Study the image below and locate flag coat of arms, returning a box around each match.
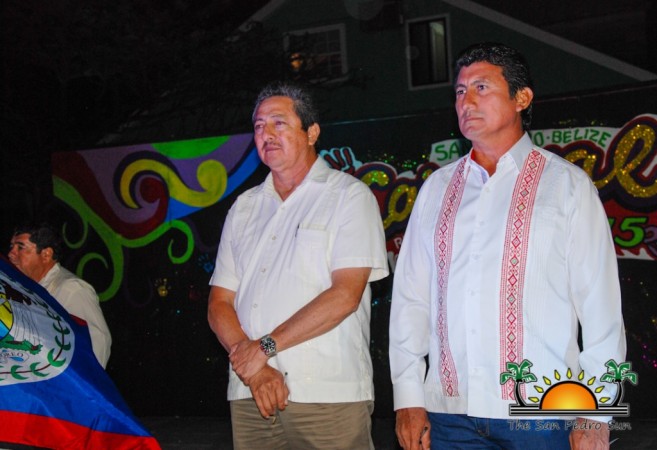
[0,258,160,449]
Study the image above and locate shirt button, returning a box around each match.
[272,235,277,240]
[253,304,258,309]
[261,268,266,273]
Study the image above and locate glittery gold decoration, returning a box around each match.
[565,150,598,177]
[383,184,416,229]
[361,170,389,187]
[592,124,656,197]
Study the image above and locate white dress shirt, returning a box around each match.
[40,263,112,368]
[211,158,389,403]
[390,133,626,420]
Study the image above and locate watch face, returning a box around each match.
[260,336,277,356]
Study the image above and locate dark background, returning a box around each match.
[1,0,656,421]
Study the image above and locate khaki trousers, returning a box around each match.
[230,398,375,450]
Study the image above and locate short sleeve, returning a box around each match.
[330,182,389,282]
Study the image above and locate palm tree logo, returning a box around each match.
[600,359,638,407]
[502,359,637,417]
[500,359,537,407]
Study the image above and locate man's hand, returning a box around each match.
[396,407,430,450]
[569,418,609,450]
[229,339,268,384]
[248,366,289,419]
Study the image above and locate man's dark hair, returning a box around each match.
[13,223,63,261]
[454,42,534,131]
[252,82,319,131]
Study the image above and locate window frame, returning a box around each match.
[405,14,452,91]
[284,23,349,83]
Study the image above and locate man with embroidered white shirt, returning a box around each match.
[389,43,625,450]
[207,82,388,449]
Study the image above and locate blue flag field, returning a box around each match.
[0,257,160,449]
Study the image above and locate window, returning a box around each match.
[285,24,347,82]
[406,16,450,89]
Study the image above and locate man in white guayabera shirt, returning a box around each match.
[208,82,388,449]
[8,223,112,368]
[389,42,625,450]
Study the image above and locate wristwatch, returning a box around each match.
[259,334,277,357]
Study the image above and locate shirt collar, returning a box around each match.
[38,262,61,287]
[467,132,534,177]
[262,155,329,196]
[504,132,535,171]
[304,156,332,183]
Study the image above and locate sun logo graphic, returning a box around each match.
[501,359,637,417]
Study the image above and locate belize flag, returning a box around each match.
[0,257,161,449]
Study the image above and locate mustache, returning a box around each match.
[262,141,281,150]
[459,113,481,121]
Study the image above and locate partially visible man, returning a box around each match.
[389,43,625,450]
[8,223,112,368]
[208,82,388,449]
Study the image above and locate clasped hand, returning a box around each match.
[230,339,288,418]
[229,339,268,384]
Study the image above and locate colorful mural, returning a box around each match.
[321,114,657,268]
[49,113,656,419]
[538,114,657,261]
[52,135,260,301]
[51,114,657,303]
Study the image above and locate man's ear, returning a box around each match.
[40,247,54,263]
[307,123,320,146]
[515,87,534,112]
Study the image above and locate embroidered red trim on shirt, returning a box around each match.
[433,158,468,397]
[499,150,546,400]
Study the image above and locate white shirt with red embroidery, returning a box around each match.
[389,133,625,420]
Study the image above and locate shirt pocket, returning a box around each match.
[532,206,565,241]
[528,205,567,278]
[290,228,331,283]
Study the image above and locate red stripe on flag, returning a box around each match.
[0,411,161,450]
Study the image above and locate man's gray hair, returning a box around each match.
[252,82,319,131]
